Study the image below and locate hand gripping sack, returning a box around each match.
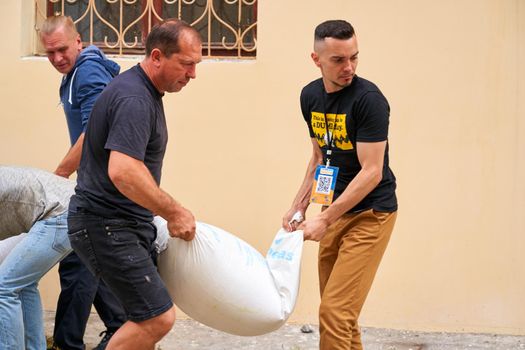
[156,219,304,336]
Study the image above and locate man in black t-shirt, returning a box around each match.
[283,20,398,350]
[68,20,202,350]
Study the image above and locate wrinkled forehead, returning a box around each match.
[177,31,203,61]
[41,25,78,44]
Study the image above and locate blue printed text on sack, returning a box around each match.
[267,248,294,261]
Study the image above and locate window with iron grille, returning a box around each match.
[34,0,257,59]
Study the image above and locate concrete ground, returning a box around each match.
[44,311,525,350]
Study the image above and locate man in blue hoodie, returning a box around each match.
[40,15,126,350]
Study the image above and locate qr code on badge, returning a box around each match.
[315,175,332,195]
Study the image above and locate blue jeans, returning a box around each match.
[0,213,71,350]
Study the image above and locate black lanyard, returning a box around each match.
[324,118,334,167]
[322,91,337,167]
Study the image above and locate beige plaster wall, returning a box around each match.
[0,0,523,334]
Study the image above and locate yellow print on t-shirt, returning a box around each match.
[311,112,354,150]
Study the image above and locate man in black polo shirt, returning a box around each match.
[283,20,398,350]
[68,20,202,349]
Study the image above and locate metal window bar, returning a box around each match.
[34,0,257,58]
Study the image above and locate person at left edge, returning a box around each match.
[40,15,126,350]
[0,166,74,350]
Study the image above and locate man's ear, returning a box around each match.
[311,52,320,68]
[150,48,162,67]
[76,34,82,51]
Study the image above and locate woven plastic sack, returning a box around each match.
[156,218,303,336]
[0,233,27,265]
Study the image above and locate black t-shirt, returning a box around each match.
[301,76,397,213]
[70,64,168,221]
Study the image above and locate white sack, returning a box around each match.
[0,233,27,265]
[156,219,303,336]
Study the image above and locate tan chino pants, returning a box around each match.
[318,209,397,350]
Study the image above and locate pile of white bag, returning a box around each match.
[0,233,27,265]
[155,218,304,336]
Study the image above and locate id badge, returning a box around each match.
[310,165,339,205]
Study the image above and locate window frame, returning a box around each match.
[36,0,257,59]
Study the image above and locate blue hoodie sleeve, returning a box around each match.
[74,60,114,131]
